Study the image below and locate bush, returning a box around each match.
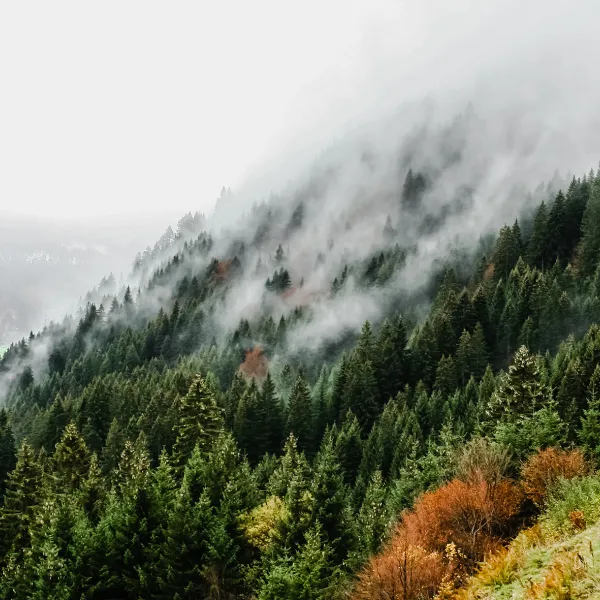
[351,474,523,599]
[455,437,511,486]
[542,475,600,535]
[239,495,289,552]
[351,535,451,600]
[521,448,588,508]
[403,474,522,567]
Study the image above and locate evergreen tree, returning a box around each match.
[331,412,363,485]
[309,437,355,563]
[286,374,313,454]
[374,316,408,401]
[52,421,91,492]
[434,354,458,396]
[258,524,341,600]
[0,442,43,563]
[492,225,520,280]
[343,358,380,432]
[0,410,16,494]
[486,346,545,422]
[579,364,600,463]
[546,191,568,265]
[172,374,224,468]
[578,182,600,276]
[262,372,284,455]
[556,357,586,439]
[355,470,387,560]
[527,201,549,269]
[41,395,69,453]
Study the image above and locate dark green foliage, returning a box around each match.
[172,374,224,467]
[0,162,598,598]
[286,374,313,453]
[0,442,43,564]
[266,268,292,293]
[0,411,16,494]
[52,421,91,492]
[485,345,545,423]
[578,181,600,276]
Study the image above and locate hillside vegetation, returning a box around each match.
[0,139,599,598]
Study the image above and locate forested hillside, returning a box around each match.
[0,116,600,598]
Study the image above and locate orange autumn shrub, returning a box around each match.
[520,448,587,507]
[352,534,451,600]
[403,474,522,568]
[239,346,269,381]
[351,475,523,599]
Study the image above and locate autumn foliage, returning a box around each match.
[352,474,522,599]
[239,346,269,381]
[521,448,588,508]
[352,537,452,600]
[215,259,232,281]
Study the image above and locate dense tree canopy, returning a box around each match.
[0,164,598,598]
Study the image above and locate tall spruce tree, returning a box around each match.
[0,442,43,563]
[172,374,224,468]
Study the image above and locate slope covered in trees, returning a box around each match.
[0,124,599,597]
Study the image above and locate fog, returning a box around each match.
[1,0,599,360]
[0,211,177,343]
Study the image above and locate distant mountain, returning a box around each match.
[0,211,179,343]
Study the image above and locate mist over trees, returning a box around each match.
[0,109,598,596]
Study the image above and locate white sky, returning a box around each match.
[1,1,598,220]
[0,1,394,219]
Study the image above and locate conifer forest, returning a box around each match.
[2,127,600,598]
[3,3,600,596]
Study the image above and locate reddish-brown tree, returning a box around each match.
[521,447,587,507]
[351,474,522,599]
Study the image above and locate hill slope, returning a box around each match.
[0,119,598,597]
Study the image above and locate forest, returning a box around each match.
[0,142,600,598]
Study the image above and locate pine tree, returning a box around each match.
[274,244,285,263]
[355,470,387,560]
[100,417,126,476]
[115,432,151,496]
[312,366,329,448]
[434,354,458,396]
[41,395,69,453]
[580,365,600,464]
[52,421,91,492]
[401,168,426,211]
[564,177,589,258]
[235,378,274,463]
[546,191,568,265]
[268,433,311,499]
[262,372,284,455]
[81,453,105,523]
[374,316,408,401]
[258,524,342,600]
[172,374,224,468]
[527,201,549,269]
[343,357,380,431]
[556,357,586,439]
[79,378,112,453]
[486,346,545,422]
[328,354,349,424]
[0,410,16,494]
[578,182,600,276]
[0,441,43,562]
[492,225,520,280]
[286,374,313,454]
[309,437,355,563]
[332,412,363,485]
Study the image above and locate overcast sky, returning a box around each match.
[1,1,598,220]
[0,1,385,219]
